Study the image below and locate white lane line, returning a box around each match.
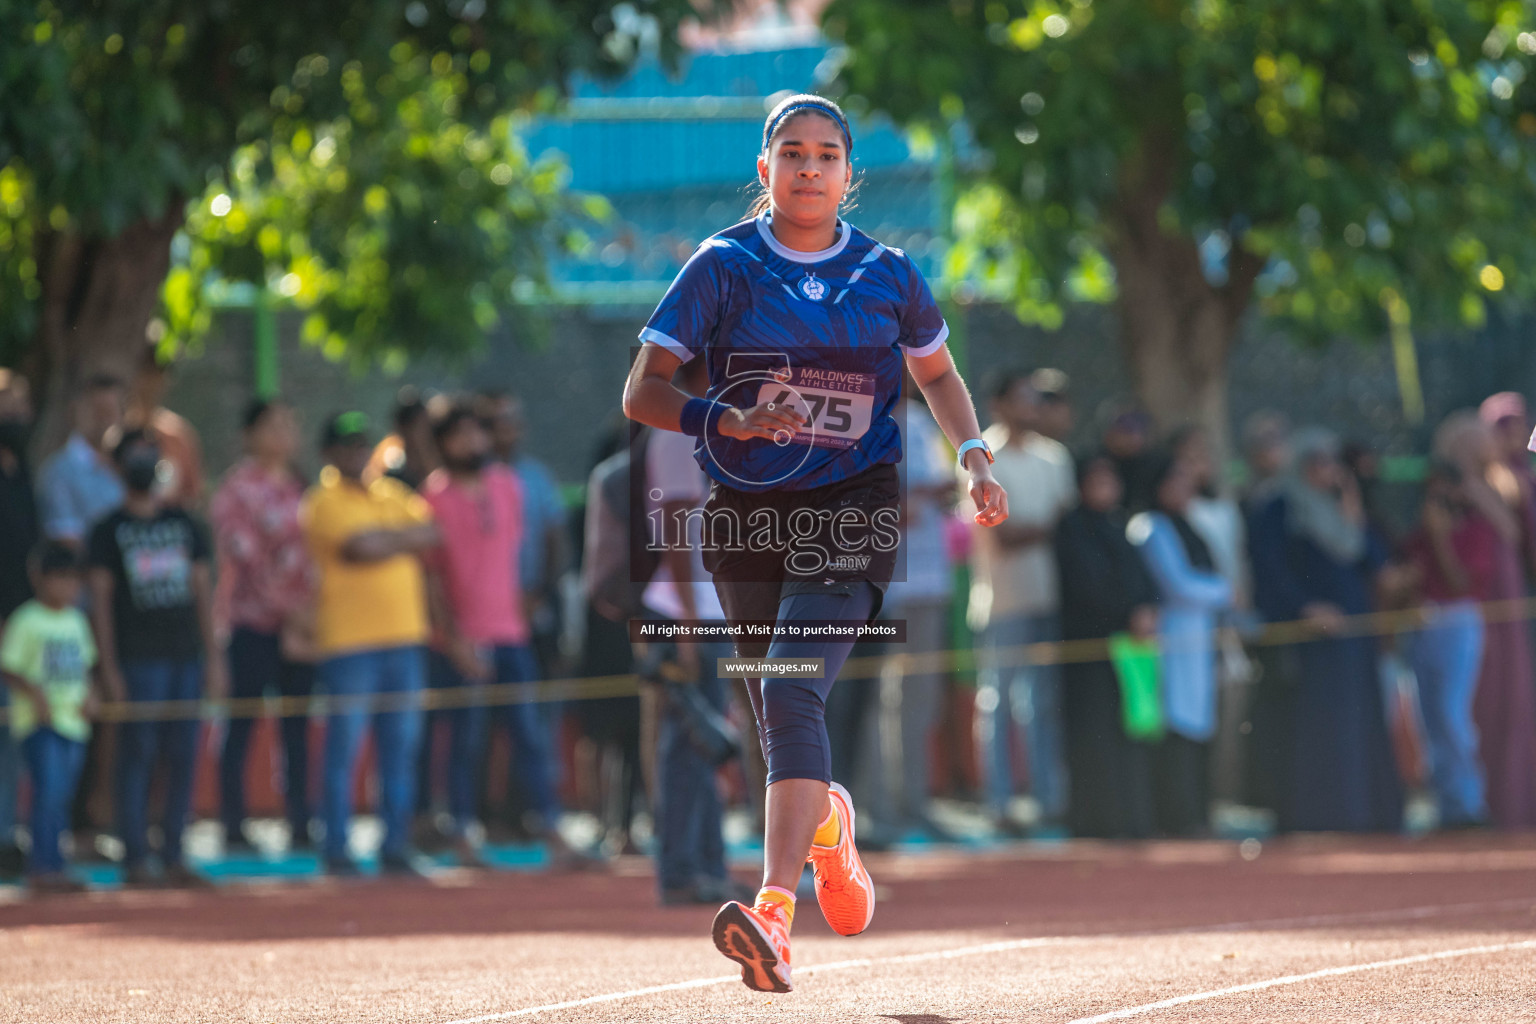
[431,897,1536,1024]
[1066,939,1536,1024]
[799,935,1069,977]
[1191,895,1536,934]
[438,974,742,1024]
[435,937,1072,1024]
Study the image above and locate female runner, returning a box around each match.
[622,93,1009,994]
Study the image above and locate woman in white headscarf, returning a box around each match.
[1246,428,1402,833]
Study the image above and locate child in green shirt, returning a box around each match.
[0,542,99,892]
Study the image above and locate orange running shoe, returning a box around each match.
[808,780,876,936]
[712,898,793,993]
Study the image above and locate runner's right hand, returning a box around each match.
[717,401,807,442]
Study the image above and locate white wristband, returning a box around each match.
[957,438,994,470]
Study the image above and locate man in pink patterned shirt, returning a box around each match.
[210,399,316,852]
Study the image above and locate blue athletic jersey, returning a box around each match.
[640,212,949,493]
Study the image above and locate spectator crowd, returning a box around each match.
[3,349,1536,898]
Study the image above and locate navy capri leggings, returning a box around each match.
[703,463,900,785]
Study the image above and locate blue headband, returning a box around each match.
[762,101,853,156]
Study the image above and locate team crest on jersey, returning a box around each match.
[798,274,827,301]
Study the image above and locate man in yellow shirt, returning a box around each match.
[302,411,439,877]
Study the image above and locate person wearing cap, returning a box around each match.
[302,411,440,877]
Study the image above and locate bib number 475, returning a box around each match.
[769,390,853,433]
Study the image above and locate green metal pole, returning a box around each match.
[253,288,278,398]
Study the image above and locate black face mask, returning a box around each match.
[121,453,161,493]
[445,452,489,474]
[0,418,29,455]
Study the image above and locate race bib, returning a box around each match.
[755,366,876,450]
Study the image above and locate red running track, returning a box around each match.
[3,834,1535,1023]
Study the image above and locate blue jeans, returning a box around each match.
[489,644,560,829]
[22,728,86,875]
[976,613,1067,822]
[319,646,425,860]
[418,650,480,832]
[1408,601,1489,826]
[118,659,203,868]
[655,639,732,894]
[418,644,558,835]
[219,627,315,838]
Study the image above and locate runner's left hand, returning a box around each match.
[969,464,1008,527]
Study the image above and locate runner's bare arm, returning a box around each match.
[906,345,1009,527]
[622,341,806,440]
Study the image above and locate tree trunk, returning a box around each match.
[29,207,185,459]
[1108,130,1262,482]
[1112,228,1243,471]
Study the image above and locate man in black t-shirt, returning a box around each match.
[88,429,225,888]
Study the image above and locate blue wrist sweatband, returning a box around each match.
[680,398,725,438]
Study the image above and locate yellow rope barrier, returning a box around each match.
[7,596,1534,725]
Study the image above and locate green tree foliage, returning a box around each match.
[826,0,1536,435]
[0,0,701,397]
